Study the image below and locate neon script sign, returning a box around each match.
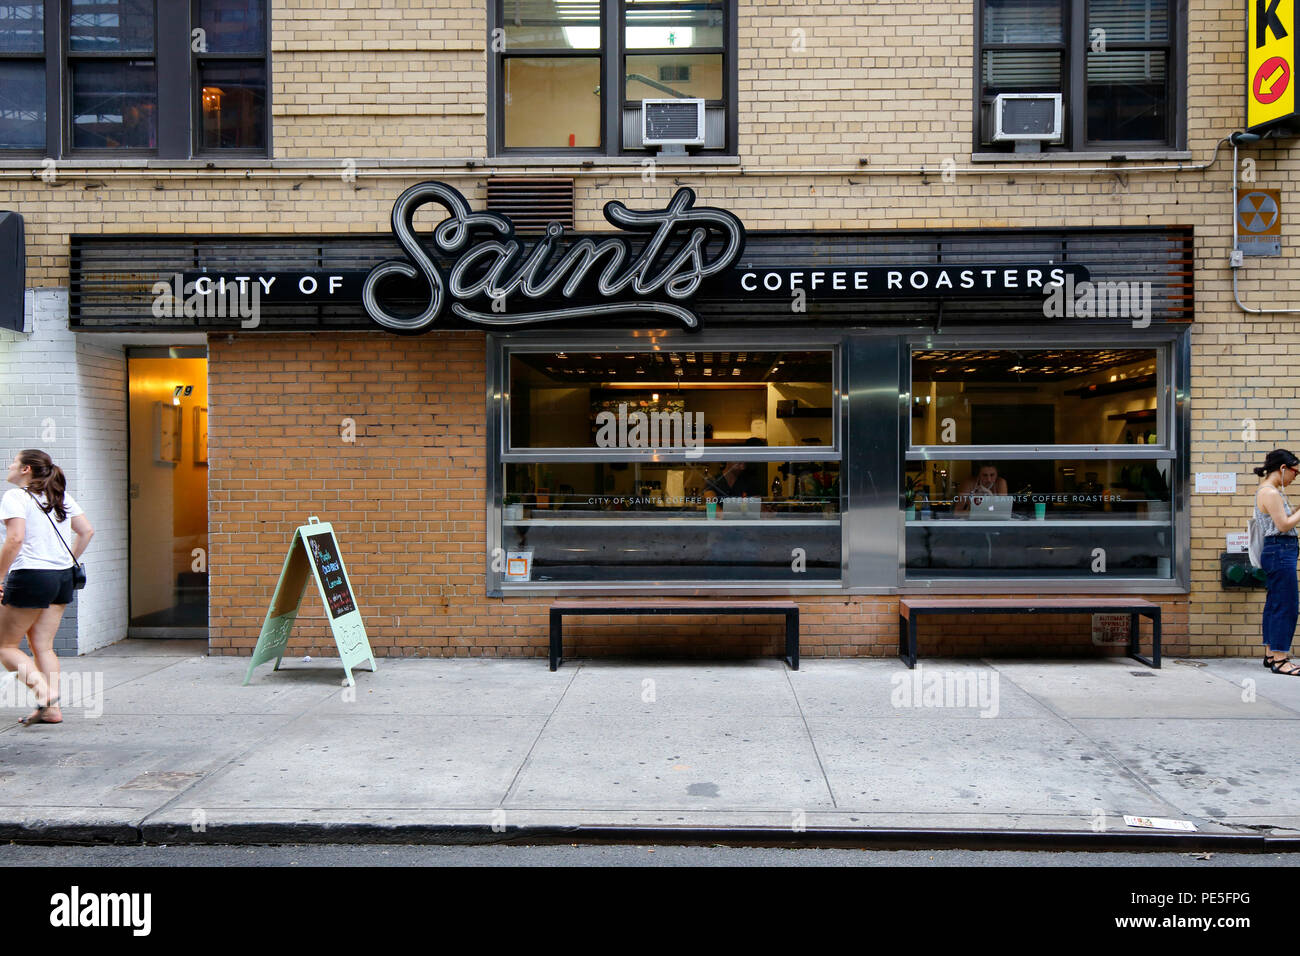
[361,181,745,332]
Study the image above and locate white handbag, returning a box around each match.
[1248,512,1265,569]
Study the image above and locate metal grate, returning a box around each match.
[485,177,575,235]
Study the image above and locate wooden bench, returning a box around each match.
[548,599,799,671]
[898,597,1161,669]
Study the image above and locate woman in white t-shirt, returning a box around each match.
[0,450,95,725]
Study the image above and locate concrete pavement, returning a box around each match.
[1,640,1297,849]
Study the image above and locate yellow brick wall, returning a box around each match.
[272,0,484,158]
[0,0,1295,656]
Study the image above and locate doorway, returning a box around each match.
[126,348,209,635]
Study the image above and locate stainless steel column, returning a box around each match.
[845,333,901,591]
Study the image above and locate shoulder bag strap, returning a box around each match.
[26,490,80,567]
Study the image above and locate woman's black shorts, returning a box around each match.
[1,568,76,609]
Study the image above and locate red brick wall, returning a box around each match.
[207,332,1190,660]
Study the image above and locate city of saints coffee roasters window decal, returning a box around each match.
[174,181,1092,331]
[364,181,745,331]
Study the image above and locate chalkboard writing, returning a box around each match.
[306,532,356,619]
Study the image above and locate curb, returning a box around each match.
[0,820,1288,851]
[0,821,141,846]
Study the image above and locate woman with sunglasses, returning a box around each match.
[1254,449,1300,675]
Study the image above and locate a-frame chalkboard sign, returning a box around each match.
[243,516,378,686]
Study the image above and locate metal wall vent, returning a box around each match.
[485,177,575,235]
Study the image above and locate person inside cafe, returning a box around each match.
[953,462,1009,514]
[706,438,768,501]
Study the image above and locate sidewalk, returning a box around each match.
[1,640,1297,849]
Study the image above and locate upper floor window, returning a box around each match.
[68,0,157,149]
[0,0,267,156]
[492,0,735,155]
[977,0,1183,153]
[194,0,267,152]
[0,3,48,149]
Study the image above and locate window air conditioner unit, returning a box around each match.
[992,93,1063,144]
[641,98,706,149]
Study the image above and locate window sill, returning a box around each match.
[486,155,741,167]
[0,155,741,171]
[970,150,1193,163]
[0,157,274,169]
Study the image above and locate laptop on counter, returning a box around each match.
[967,494,1014,519]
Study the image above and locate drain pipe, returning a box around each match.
[1231,132,1300,315]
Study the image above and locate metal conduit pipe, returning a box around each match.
[0,141,1231,181]
[1230,136,1300,316]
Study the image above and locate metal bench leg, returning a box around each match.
[1127,610,1159,669]
[785,610,799,670]
[899,613,919,669]
[549,610,562,671]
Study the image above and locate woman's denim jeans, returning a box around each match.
[1261,535,1299,653]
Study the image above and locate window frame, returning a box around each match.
[189,0,269,157]
[63,0,159,155]
[973,0,1187,154]
[487,331,846,595]
[899,330,1190,593]
[0,2,52,154]
[0,0,270,158]
[488,0,738,158]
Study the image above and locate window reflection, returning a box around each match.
[198,0,265,53]
[68,0,154,53]
[0,2,43,53]
[199,61,265,149]
[0,61,44,147]
[71,60,157,148]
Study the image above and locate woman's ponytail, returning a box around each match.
[17,449,68,522]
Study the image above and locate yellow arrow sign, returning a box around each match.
[1248,0,1298,131]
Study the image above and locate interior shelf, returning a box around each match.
[1107,408,1158,423]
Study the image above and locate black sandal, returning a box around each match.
[19,696,60,726]
[1269,658,1300,676]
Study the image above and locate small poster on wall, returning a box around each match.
[505,550,533,582]
[153,402,181,466]
[1194,472,1237,494]
[1091,613,1131,647]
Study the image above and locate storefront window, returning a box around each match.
[496,345,841,586]
[904,456,1172,578]
[904,347,1175,581]
[910,348,1161,446]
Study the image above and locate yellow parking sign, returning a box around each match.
[1248,0,1299,134]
